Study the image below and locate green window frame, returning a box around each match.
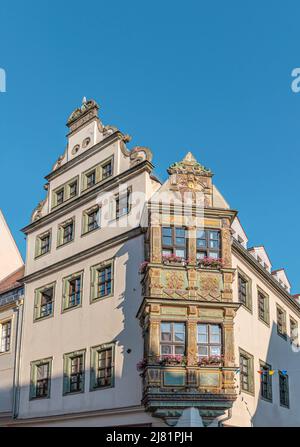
[52,176,79,209]
[259,361,272,402]
[57,217,75,247]
[34,283,55,321]
[82,205,101,235]
[237,269,252,311]
[257,289,269,325]
[81,157,113,192]
[62,271,83,312]
[90,260,114,302]
[35,229,52,258]
[276,305,287,339]
[90,343,115,390]
[63,349,86,395]
[30,357,52,400]
[239,349,254,394]
[279,372,289,408]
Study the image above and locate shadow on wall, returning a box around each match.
[240,322,300,427]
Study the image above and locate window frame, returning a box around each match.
[82,205,101,235]
[160,322,186,357]
[161,226,187,259]
[276,304,287,339]
[279,372,289,408]
[259,360,273,402]
[35,229,52,259]
[290,316,298,345]
[196,228,221,260]
[115,188,131,220]
[0,319,12,354]
[30,357,52,400]
[237,269,252,312]
[62,271,84,313]
[257,288,270,326]
[90,343,115,391]
[34,283,56,322]
[52,176,79,209]
[63,349,86,395]
[197,323,222,360]
[81,157,114,193]
[57,217,75,247]
[239,348,254,395]
[90,260,114,303]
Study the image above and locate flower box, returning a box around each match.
[159,355,187,366]
[162,255,187,266]
[198,355,224,367]
[197,257,224,269]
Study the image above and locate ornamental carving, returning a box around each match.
[166,271,184,289]
[198,273,222,300]
[67,97,99,130]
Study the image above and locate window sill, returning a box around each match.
[81,226,101,237]
[57,239,75,249]
[62,303,82,314]
[90,293,113,304]
[258,317,270,328]
[34,250,51,260]
[34,314,54,323]
[90,384,114,392]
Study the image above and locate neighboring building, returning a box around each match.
[1,99,300,426]
[0,210,24,424]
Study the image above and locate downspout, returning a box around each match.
[12,297,24,419]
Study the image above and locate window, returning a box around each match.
[34,283,55,321]
[257,290,269,325]
[52,176,79,208]
[279,372,289,408]
[57,218,75,246]
[160,322,186,357]
[116,189,131,219]
[68,180,78,198]
[35,230,51,257]
[277,305,287,338]
[162,227,187,259]
[90,344,115,390]
[0,320,11,353]
[30,358,52,399]
[290,317,298,345]
[56,188,64,206]
[81,158,113,192]
[260,362,272,402]
[82,206,100,234]
[90,261,113,302]
[238,271,252,310]
[63,350,85,394]
[102,161,112,179]
[62,272,83,311]
[197,324,222,359]
[239,350,254,394]
[196,229,221,260]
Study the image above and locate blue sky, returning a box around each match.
[0,1,299,291]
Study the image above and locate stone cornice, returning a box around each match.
[232,239,300,314]
[22,227,142,284]
[22,160,153,235]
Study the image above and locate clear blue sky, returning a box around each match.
[0,1,299,292]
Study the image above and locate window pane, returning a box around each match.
[162,236,172,246]
[162,249,172,256]
[161,345,172,355]
[196,230,205,239]
[175,345,185,355]
[208,251,218,259]
[162,227,172,237]
[198,346,208,356]
[175,228,185,238]
[175,249,185,258]
[210,346,221,356]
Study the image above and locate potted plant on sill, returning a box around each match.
[162,254,187,266]
[197,257,224,270]
[198,355,224,367]
[159,355,187,366]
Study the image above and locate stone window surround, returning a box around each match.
[52,176,79,210]
[63,349,86,395]
[81,156,114,193]
[90,342,115,391]
[276,303,287,340]
[257,287,270,327]
[90,258,114,304]
[29,357,53,400]
[81,204,101,236]
[237,267,253,313]
[61,270,84,313]
[57,217,75,248]
[0,317,13,355]
[33,282,56,322]
[239,347,254,395]
[34,228,52,259]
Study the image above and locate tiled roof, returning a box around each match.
[0,266,25,294]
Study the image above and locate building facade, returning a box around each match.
[1,99,300,426]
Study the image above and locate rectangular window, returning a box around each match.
[238,272,252,311]
[63,350,85,395]
[0,320,11,353]
[197,324,222,359]
[90,261,113,302]
[62,272,83,311]
[239,350,254,394]
[82,206,100,234]
[290,317,298,345]
[196,229,221,260]
[277,305,287,338]
[260,361,272,402]
[90,344,115,390]
[258,290,269,325]
[116,190,131,219]
[86,170,96,188]
[160,322,186,357]
[52,176,79,209]
[102,161,112,179]
[279,372,289,408]
[35,230,51,258]
[57,218,75,247]
[34,283,55,321]
[162,227,187,259]
[30,358,52,399]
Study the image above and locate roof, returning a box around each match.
[0,266,25,294]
